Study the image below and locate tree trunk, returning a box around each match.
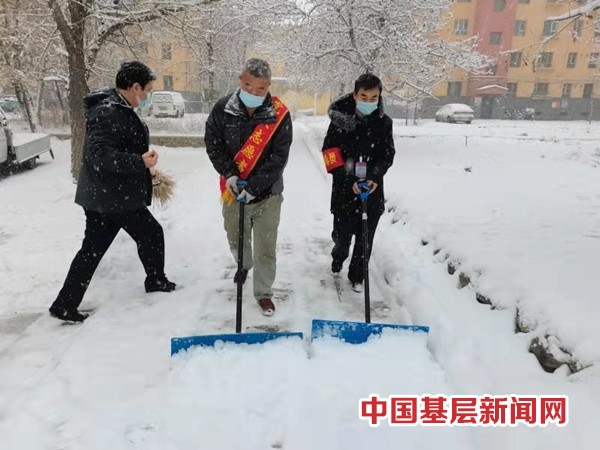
[36,79,44,126]
[207,35,215,111]
[65,0,89,180]
[48,0,89,179]
[67,50,89,180]
[13,80,38,132]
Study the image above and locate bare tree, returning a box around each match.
[0,0,65,131]
[158,0,270,111]
[258,0,489,102]
[47,0,220,179]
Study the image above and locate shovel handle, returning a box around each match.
[236,182,247,334]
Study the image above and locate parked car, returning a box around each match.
[1,106,54,170]
[141,91,185,118]
[435,103,474,124]
[0,96,20,114]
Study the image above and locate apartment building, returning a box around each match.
[141,42,331,115]
[429,0,600,120]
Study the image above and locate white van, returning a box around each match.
[146,91,185,118]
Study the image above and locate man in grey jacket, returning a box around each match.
[205,58,293,316]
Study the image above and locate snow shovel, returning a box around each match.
[311,181,429,344]
[171,181,303,355]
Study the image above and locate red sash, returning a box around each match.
[220,96,289,204]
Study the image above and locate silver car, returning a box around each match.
[435,103,474,124]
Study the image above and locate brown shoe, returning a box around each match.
[258,298,275,316]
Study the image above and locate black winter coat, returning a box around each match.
[75,88,152,214]
[205,91,293,204]
[322,94,395,216]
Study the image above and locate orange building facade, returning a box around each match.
[429,0,600,120]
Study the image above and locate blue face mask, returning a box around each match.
[239,89,265,108]
[356,100,378,116]
[139,92,152,109]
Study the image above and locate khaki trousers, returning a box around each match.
[222,194,283,300]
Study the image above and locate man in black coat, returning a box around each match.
[49,61,176,323]
[205,58,293,316]
[321,73,395,292]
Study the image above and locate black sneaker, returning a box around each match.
[233,269,249,284]
[49,306,89,323]
[145,277,177,293]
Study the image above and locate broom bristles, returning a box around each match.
[152,171,176,207]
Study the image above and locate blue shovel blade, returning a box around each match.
[171,331,304,355]
[311,319,429,345]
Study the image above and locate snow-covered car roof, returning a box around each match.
[440,103,474,112]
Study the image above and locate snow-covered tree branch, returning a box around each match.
[0,0,65,131]
[45,0,220,179]
[547,0,600,21]
[160,0,266,109]
[257,0,490,102]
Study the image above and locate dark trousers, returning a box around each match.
[51,208,165,311]
[331,211,381,284]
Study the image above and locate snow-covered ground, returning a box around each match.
[303,118,600,365]
[0,118,598,449]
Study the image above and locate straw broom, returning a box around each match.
[150,167,176,208]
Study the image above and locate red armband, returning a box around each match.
[322,147,344,172]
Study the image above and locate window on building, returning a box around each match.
[454,19,468,36]
[543,21,559,37]
[488,64,498,76]
[490,32,502,45]
[514,20,527,37]
[562,84,572,98]
[509,52,522,68]
[163,75,174,91]
[518,0,530,3]
[447,81,462,97]
[162,44,171,60]
[588,53,600,68]
[506,82,518,97]
[532,83,549,96]
[494,0,506,11]
[573,19,582,38]
[583,83,593,98]
[537,52,553,68]
[567,52,577,68]
[595,22,600,41]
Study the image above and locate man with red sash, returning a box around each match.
[321,74,395,293]
[205,58,292,316]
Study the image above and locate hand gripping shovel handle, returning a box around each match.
[357,181,371,323]
[236,180,248,333]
